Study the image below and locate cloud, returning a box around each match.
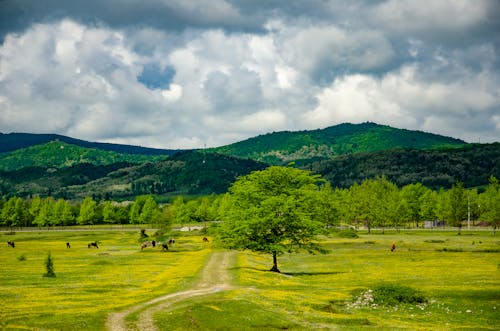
[302,65,500,142]
[1,1,499,148]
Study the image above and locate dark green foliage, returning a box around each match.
[212,122,465,165]
[0,141,166,171]
[0,150,266,199]
[371,284,427,306]
[0,132,180,155]
[43,252,56,278]
[337,229,359,238]
[307,143,500,189]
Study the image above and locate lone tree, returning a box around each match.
[43,252,56,277]
[222,166,328,273]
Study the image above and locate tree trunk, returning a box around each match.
[270,251,280,273]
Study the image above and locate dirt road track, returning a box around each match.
[106,250,234,331]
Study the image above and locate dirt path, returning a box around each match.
[106,250,234,331]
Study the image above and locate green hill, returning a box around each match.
[211,122,466,164]
[0,141,166,171]
[304,143,500,190]
[0,151,267,200]
[0,132,181,155]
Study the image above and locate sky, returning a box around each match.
[0,0,499,149]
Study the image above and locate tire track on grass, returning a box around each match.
[106,250,234,331]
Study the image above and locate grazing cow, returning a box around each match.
[391,243,396,252]
[88,242,99,249]
[7,241,15,248]
[168,238,175,245]
[140,242,148,250]
[202,237,209,243]
[66,242,71,248]
[161,243,169,251]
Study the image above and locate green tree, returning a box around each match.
[0,197,27,228]
[222,166,327,273]
[480,176,500,233]
[400,183,428,228]
[33,197,55,228]
[448,182,467,234]
[102,201,117,224]
[77,197,97,225]
[43,252,56,277]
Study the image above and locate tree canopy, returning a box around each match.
[221,166,327,272]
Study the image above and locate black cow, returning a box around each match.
[7,241,15,248]
[88,242,99,248]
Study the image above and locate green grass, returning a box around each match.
[0,230,211,330]
[1,230,499,330]
[155,230,500,330]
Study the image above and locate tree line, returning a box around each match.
[0,173,499,232]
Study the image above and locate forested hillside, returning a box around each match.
[0,132,180,155]
[304,143,500,189]
[212,122,466,164]
[0,150,267,200]
[0,141,167,171]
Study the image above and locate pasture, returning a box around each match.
[1,229,499,330]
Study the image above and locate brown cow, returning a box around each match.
[391,243,396,252]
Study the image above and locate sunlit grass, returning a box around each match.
[0,230,211,330]
[1,230,499,330]
[156,230,500,330]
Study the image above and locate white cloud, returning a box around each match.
[303,65,500,142]
[1,3,499,149]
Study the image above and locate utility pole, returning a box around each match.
[467,192,470,230]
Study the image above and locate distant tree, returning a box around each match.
[419,189,437,224]
[102,201,117,224]
[222,166,327,273]
[447,182,467,234]
[0,197,27,228]
[138,196,158,224]
[480,176,500,234]
[312,182,340,229]
[355,177,398,233]
[77,197,97,225]
[34,197,55,228]
[400,183,428,228]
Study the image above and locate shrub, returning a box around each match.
[43,252,56,277]
[17,254,27,261]
[337,229,359,238]
[371,284,427,306]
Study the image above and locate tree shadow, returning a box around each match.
[282,271,347,276]
[230,266,346,276]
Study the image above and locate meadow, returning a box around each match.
[1,228,499,330]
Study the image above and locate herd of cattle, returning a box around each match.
[6,237,210,251]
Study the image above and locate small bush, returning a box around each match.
[17,254,27,261]
[43,252,56,278]
[424,239,445,243]
[437,247,463,252]
[338,229,359,238]
[371,284,427,306]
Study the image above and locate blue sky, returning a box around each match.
[0,0,499,148]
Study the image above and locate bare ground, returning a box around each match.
[106,250,235,331]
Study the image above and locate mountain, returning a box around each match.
[0,132,181,155]
[304,143,500,190]
[0,150,267,200]
[211,122,467,164]
[0,141,168,171]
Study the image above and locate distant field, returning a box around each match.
[1,229,499,330]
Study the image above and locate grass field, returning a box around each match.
[1,229,499,330]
